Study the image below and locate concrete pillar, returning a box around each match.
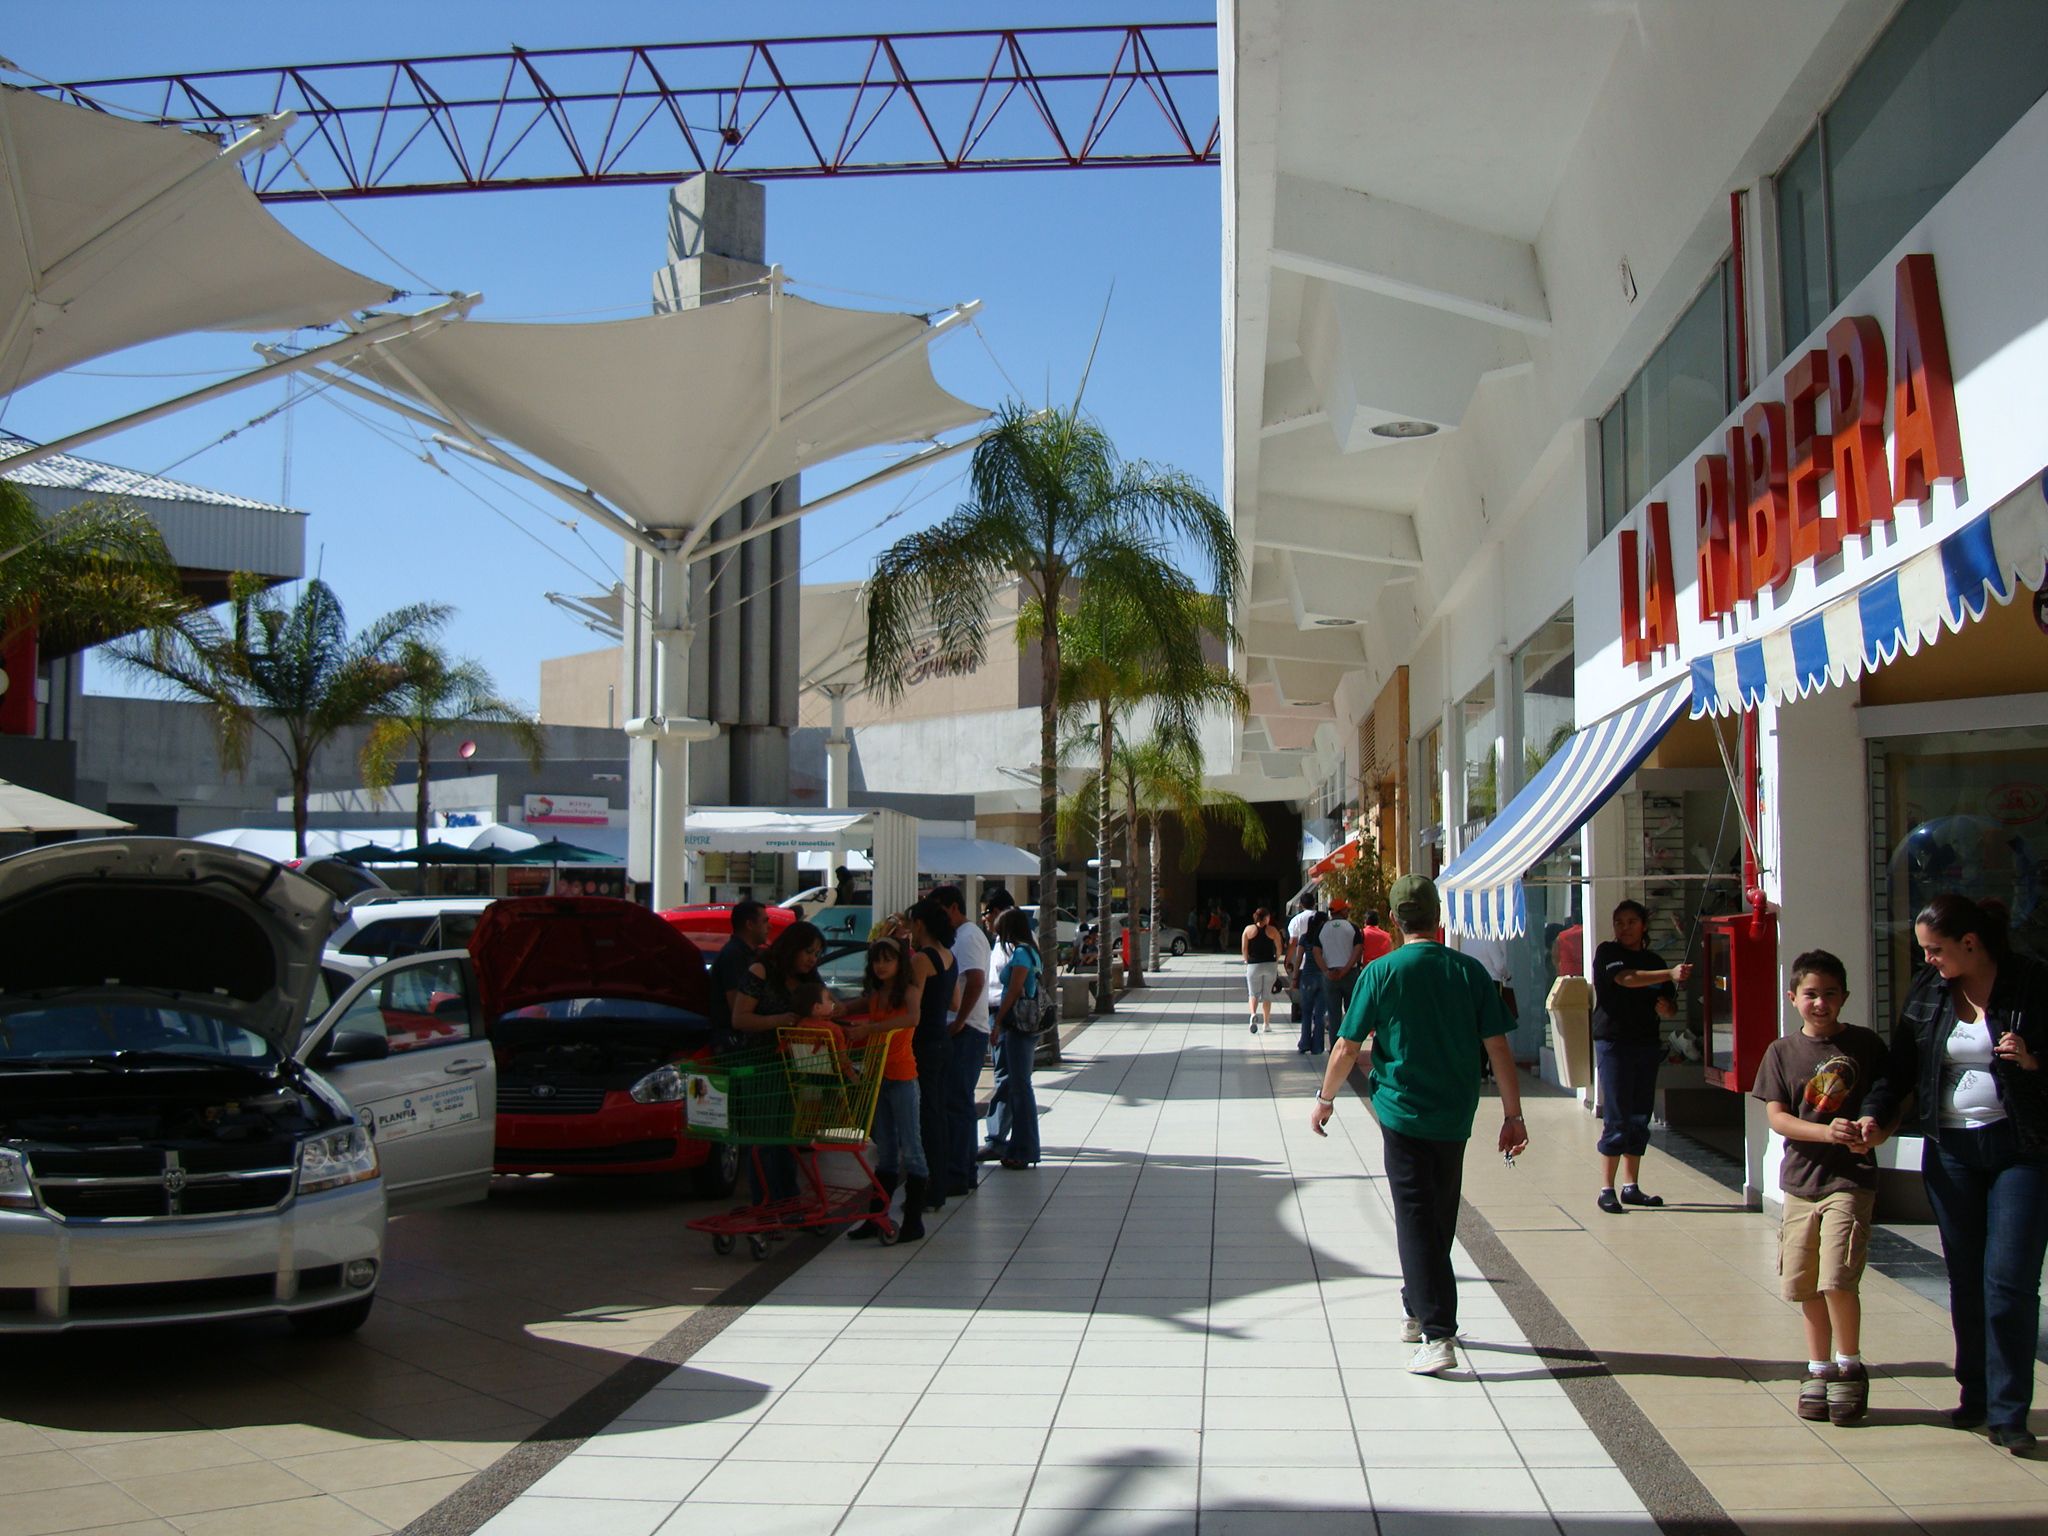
[823,685,853,809]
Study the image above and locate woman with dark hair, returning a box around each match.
[1590,899,1692,1215]
[1242,906,1284,1034]
[986,907,1043,1169]
[731,920,834,1208]
[843,935,932,1242]
[907,897,959,1212]
[1863,893,2048,1452]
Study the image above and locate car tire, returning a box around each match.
[689,1142,742,1200]
[1171,937,1188,956]
[288,1294,375,1338]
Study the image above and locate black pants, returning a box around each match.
[913,1025,952,1199]
[1381,1124,1467,1342]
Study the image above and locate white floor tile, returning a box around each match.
[477,1497,677,1536]
[1025,1460,1201,1510]
[855,1460,1037,1508]
[687,1460,874,1505]
[527,1456,717,1501]
[1198,1462,1372,1511]
[1368,1463,1546,1513]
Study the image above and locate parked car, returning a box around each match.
[484,897,739,1197]
[324,895,498,980]
[1092,913,1191,957]
[0,838,500,1337]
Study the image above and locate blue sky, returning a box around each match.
[9,2,1220,704]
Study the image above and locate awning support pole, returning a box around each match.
[3,293,478,475]
[1708,709,1767,908]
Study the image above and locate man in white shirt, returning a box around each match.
[1290,901,1328,1053]
[934,885,990,1198]
[1319,908,1362,1027]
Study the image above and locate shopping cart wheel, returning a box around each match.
[748,1236,772,1261]
[711,1233,735,1256]
[878,1220,899,1246]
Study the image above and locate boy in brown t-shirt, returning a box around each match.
[1751,949,1891,1425]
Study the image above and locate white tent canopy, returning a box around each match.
[0,778,132,835]
[798,836,1041,879]
[338,284,984,542]
[0,87,396,395]
[683,808,871,853]
[195,823,551,862]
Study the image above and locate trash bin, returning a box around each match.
[1547,975,1593,1090]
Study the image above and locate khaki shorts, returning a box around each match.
[1777,1188,1876,1302]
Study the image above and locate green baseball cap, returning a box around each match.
[1389,873,1440,928]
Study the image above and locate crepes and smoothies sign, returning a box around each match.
[1618,253,1963,669]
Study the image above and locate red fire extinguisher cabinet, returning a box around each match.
[1702,909,1778,1092]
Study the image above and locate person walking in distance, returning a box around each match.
[906,899,959,1213]
[1591,900,1692,1215]
[843,935,930,1243]
[1242,906,1284,1034]
[1311,875,1527,1376]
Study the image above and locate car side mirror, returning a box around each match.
[323,1031,389,1065]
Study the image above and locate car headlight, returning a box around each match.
[629,1064,685,1104]
[297,1126,380,1195]
[0,1147,36,1210]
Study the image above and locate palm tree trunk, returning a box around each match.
[1125,774,1145,986]
[1148,814,1163,971]
[1094,702,1116,1013]
[415,735,432,854]
[1036,609,1064,1061]
[291,760,310,861]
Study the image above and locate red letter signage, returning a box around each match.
[1892,252,1965,505]
[1696,454,1734,621]
[1828,315,1891,536]
[1741,401,1793,592]
[1784,348,1838,565]
[1643,501,1678,656]
[1619,529,1644,665]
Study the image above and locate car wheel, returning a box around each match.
[288,1294,375,1338]
[1171,937,1188,956]
[689,1141,742,1200]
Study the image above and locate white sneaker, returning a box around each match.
[1407,1337,1456,1376]
[1399,1316,1425,1344]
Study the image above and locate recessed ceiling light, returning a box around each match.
[1370,419,1439,439]
[1312,617,1357,627]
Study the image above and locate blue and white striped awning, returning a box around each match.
[1440,680,1689,939]
[1688,482,2048,717]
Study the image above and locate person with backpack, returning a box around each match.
[985,908,1043,1168]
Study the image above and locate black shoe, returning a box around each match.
[1619,1185,1664,1208]
[1990,1426,2038,1454]
[975,1143,1005,1163]
[1596,1189,1625,1215]
[898,1176,928,1242]
[846,1219,885,1241]
[1950,1403,1988,1430]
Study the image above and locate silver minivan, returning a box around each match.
[0,839,498,1335]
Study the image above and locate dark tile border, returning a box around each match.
[1345,1073,1737,1536]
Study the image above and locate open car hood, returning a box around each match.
[0,837,338,1053]
[470,897,710,1020]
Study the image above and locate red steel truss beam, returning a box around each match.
[42,24,1220,200]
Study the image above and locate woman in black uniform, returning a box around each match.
[907,898,959,1213]
[1590,900,1691,1215]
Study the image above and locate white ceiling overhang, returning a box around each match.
[0,87,396,393]
[1225,0,1631,785]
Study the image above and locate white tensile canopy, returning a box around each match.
[0,87,396,395]
[335,285,984,541]
[0,778,132,835]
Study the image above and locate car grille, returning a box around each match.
[67,1273,278,1313]
[29,1149,295,1221]
[495,1138,676,1165]
[497,1084,611,1115]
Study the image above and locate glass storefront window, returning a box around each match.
[1458,678,1499,830]
[1870,723,2048,1020]
[1599,262,1733,531]
[1512,607,1580,1047]
[1418,724,1443,874]
[1516,609,1576,781]
[1777,0,2048,349]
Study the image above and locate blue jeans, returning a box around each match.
[1923,1120,2048,1431]
[1296,970,1329,1052]
[1595,1039,1661,1158]
[871,1078,926,1180]
[945,1027,990,1194]
[989,1027,1040,1164]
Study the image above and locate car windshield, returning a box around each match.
[0,1003,279,1066]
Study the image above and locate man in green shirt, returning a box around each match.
[1311,874,1528,1376]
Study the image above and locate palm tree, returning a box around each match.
[0,481,194,658]
[1067,734,1268,972]
[1050,586,1246,995]
[864,404,1241,1037]
[113,575,450,857]
[361,639,547,854]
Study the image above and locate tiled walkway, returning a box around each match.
[476,959,1654,1536]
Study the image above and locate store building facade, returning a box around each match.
[1226,0,2048,1206]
